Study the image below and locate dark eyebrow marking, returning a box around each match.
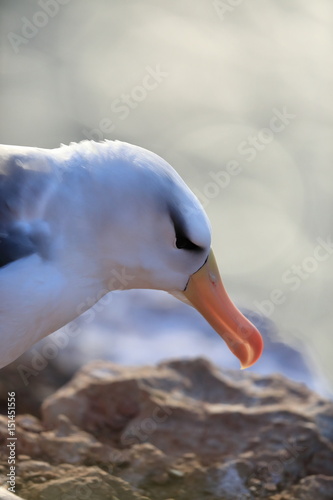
[168,205,203,252]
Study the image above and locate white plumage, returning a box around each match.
[0,140,262,369]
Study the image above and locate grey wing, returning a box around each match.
[0,152,54,268]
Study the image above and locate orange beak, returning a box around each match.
[182,250,263,369]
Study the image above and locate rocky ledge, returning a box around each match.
[0,358,333,500]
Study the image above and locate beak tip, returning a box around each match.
[238,330,264,370]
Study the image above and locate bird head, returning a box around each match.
[100,141,263,369]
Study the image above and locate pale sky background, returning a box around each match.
[1,1,333,391]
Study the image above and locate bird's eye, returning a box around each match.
[175,236,202,252]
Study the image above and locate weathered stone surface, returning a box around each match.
[0,358,332,499]
[17,462,150,500]
[0,355,72,418]
[270,475,333,500]
[0,486,26,499]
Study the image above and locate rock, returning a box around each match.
[0,357,332,499]
[0,487,26,499]
[0,354,72,418]
[18,462,149,500]
[270,475,333,500]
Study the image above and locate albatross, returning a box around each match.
[0,140,263,369]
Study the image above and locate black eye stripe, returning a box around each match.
[168,204,203,252]
[175,235,202,251]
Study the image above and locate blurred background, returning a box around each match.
[0,0,333,412]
